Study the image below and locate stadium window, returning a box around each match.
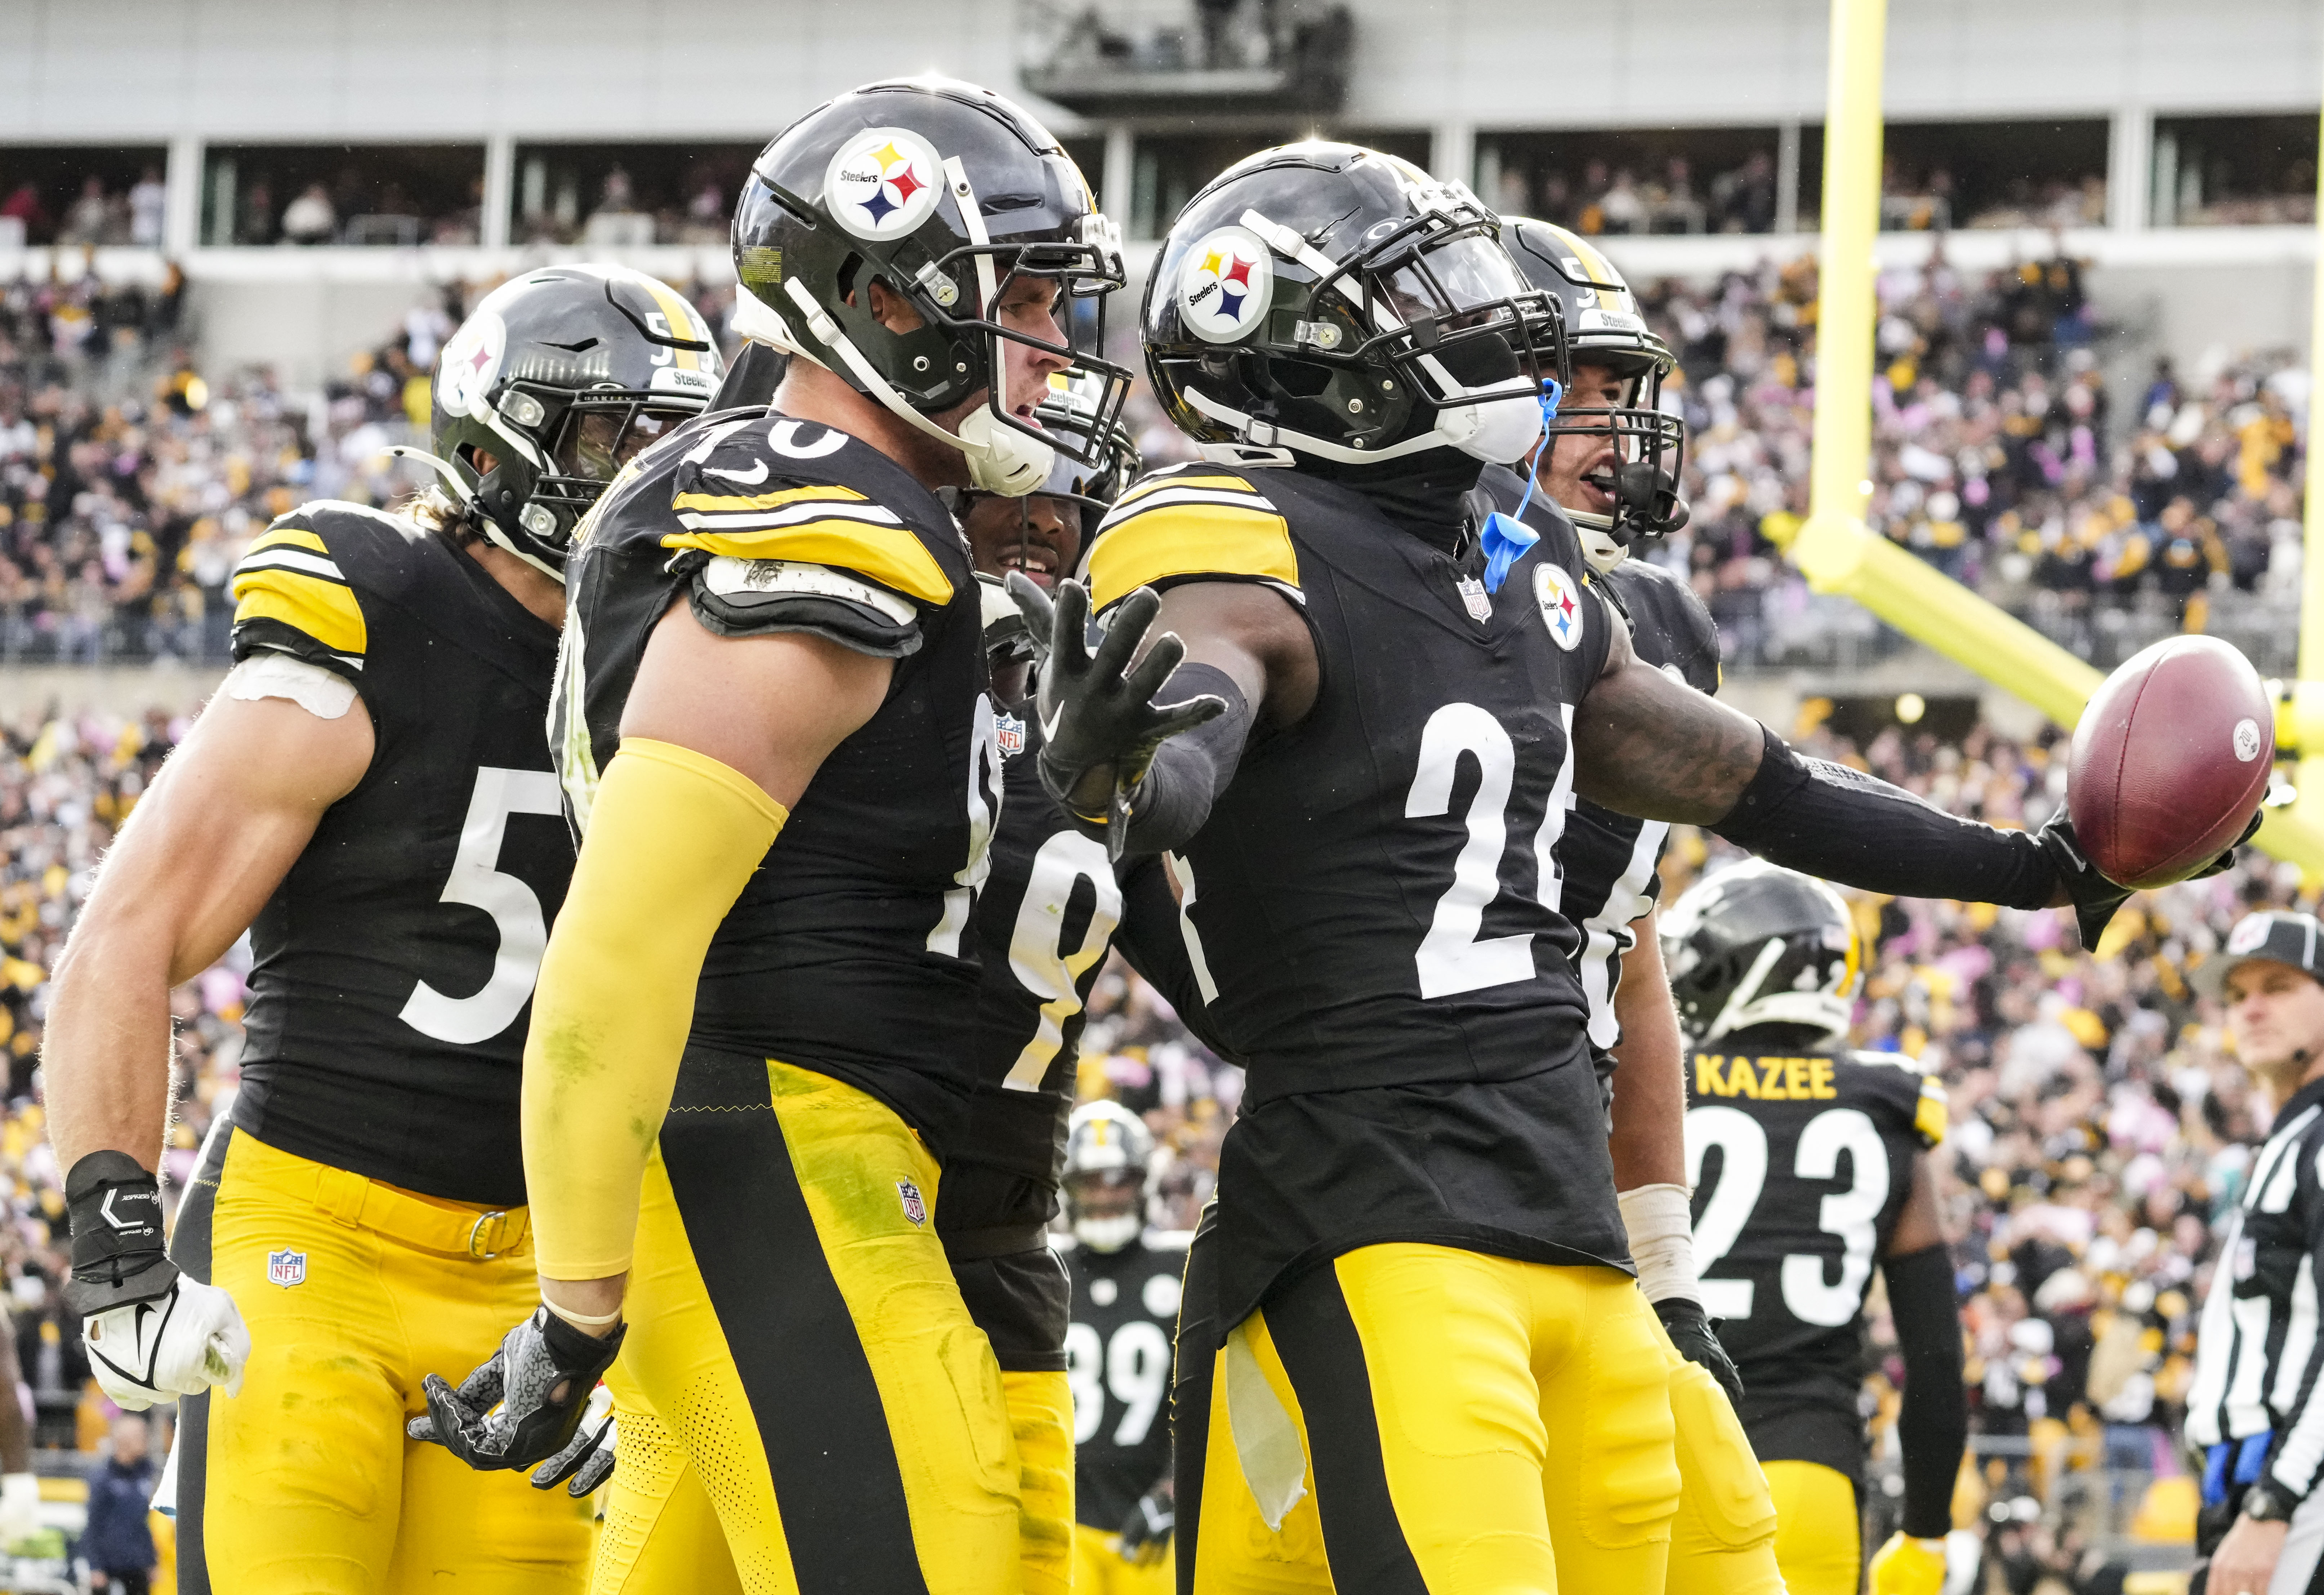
[2150,113,2319,227]
[1796,119,2110,232]
[0,145,169,249]
[200,144,487,247]
[509,142,763,248]
[1060,138,1109,198]
[1128,130,1295,239]
[1474,128,1787,235]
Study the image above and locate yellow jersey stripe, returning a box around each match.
[672,485,870,514]
[660,522,954,606]
[231,566,367,658]
[1114,473,1275,509]
[247,525,329,557]
[1914,1078,1949,1147]
[1088,502,1300,612]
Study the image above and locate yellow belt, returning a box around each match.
[236,1131,530,1261]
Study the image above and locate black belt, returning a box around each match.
[939,1223,1049,1262]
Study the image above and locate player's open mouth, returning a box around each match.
[1581,468,1620,507]
[998,548,1057,586]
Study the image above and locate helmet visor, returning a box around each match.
[549,397,699,484]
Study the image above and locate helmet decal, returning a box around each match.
[436,309,507,421]
[824,127,946,242]
[1177,226,1274,345]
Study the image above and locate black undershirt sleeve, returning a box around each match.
[1712,726,2056,910]
[1114,663,1251,857]
[1884,1242,1969,1539]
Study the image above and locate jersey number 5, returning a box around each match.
[400,766,566,1045]
[1686,1104,1891,1327]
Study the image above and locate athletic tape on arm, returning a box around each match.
[523,738,786,1279]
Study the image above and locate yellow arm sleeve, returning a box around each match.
[522,737,786,1280]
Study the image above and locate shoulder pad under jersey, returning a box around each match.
[228,500,440,680]
[1086,462,1300,614]
[1850,1048,1949,1148]
[1605,557,1721,696]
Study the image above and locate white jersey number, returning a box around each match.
[1066,1317,1172,1448]
[399,766,566,1045]
[1685,1103,1892,1327]
[1404,701,1578,999]
[1001,830,1123,1091]
[927,694,1003,958]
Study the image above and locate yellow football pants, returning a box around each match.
[1009,1368,1076,1595]
[1074,1521,1177,1595]
[1763,1459,1864,1595]
[1186,1244,1682,1593]
[609,1056,1018,1592]
[169,1125,590,1594]
[1659,1337,1783,1595]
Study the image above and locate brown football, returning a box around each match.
[2066,635,2271,890]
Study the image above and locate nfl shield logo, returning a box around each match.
[267,1248,307,1288]
[896,1180,927,1226]
[1456,576,1492,623]
[995,712,1027,760]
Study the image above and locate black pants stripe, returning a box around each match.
[166,1115,237,1595]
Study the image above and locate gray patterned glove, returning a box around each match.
[528,1382,617,1497]
[408,1305,625,1472]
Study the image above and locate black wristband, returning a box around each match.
[63,1151,180,1314]
[1712,727,2056,911]
[1884,1243,1968,1539]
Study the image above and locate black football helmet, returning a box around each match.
[1660,860,1862,1049]
[1143,141,1567,468]
[1061,1101,1156,1254]
[402,264,721,579]
[1502,218,1686,565]
[728,76,1128,496]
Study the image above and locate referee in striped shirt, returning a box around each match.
[2188,911,2324,1595]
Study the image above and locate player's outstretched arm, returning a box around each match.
[45,683,372,1408]
[416,605,887,1475]
[1571,631,2168,945]
[1868,1154,1966,1593]
[1014,574,1316,857]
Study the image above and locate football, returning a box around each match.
[2066,635,2273,890]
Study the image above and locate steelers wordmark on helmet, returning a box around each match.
[1535,561,1584,650]
[825,127,946,241]
[1178,226,1274,344]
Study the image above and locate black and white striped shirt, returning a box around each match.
[2186,1075,2324,1500]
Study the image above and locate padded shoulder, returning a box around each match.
[1086,463,1301,612]
[657,411,959,609]
[1846,1049,1948,1148]
[228,500,436,679]
[1606,558,1721,695]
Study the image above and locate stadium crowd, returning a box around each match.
[0,235,2306,1589]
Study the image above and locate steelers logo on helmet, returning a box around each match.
[824,127,945,242]
[436,309,507,420]
[1177,226,1273,344]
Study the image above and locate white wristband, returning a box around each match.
[1618,1182,1700,1306]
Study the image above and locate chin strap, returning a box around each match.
[384,445,566,585]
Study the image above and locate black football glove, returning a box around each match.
[1117,1483,1175,1566]
[1654,1297,1744,1410]
[2038,808,2260,950]
[408,1305,625,1473]
[528,1381,617,1498]
[1007,573,1227,860]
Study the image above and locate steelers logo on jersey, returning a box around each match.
[1178,226,1273,344]
[825,128,945,241]
[1535,561,1584,650]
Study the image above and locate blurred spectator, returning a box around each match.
[279,183,335,246]
[82,1410,155,1594]
[127,169,166,250]
[56,179,111,248]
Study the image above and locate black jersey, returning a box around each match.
[1065,1232,1188,1530]
[226,502,570,1206]
[551,407,995,1150]
[1086,460,1627,1329]
[1686,1043,1946,1481]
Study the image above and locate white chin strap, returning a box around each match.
[1567,506,1628,575]
[1073,1213,1142,1253]
[736,161,1058,498]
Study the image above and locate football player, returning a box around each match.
[412,79,1134,1595]
[1012,140,2209,1590]
[1059,1104,1187,1594]
[1490,216,1785,1594]
[1663,862,1966,1595]
[40,263,717,1592]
